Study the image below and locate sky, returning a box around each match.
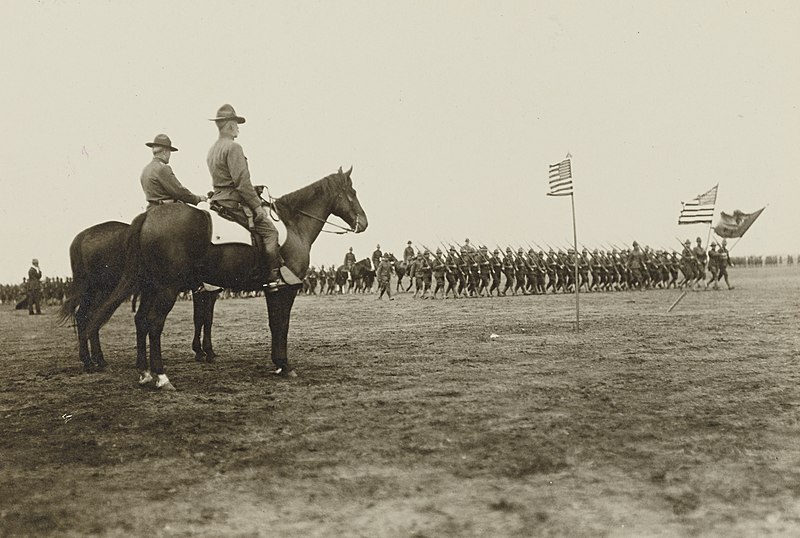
[0,1,798,282]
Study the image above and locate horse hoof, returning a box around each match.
[205,354,217,364]
[82,363,95,373]
[94,357,108,369]
[273,368,298,378]
[155,374,176,391]
[194,353,205,362]
[138,371,153,386]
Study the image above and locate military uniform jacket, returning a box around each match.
[376,260,393,282]
[140,157,201,205]
[207,136,262,210]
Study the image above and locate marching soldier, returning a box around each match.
[692,237,707,287]
[626,241,646,290]
[431,249,447,299]
[501,248,516,296]
[489,249,503,296]
[445,247,461,299]
[376,254,394,300]
[716,239,734,290]
[420,251,433,299]
[706,243,721,289]
[678,240,696,289]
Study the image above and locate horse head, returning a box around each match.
[332,166,368,233]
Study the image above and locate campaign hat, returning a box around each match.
[209,104,246,124]
[145,134,178,152]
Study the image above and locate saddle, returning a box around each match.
[209,198,302,287]
[209,199,268,278]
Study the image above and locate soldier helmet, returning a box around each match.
[721,239,727,246]
[407,240,412,245]
[464,238,470,243]
[349,247,353,251]
[696,237,702,243]
[684,240,691,246]
[517,248,524,253]
[505,247,512,252]
[632,241,639,247]
[493,249,500,254]
[376,244,380,249]
[436,248,442,254]
[449,246,456,251]
[710,243,717,249]
[32,258,39,264]
[146,133,179,152]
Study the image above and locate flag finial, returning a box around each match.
[565,152,572,159]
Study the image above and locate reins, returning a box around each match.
[262,185,357,235]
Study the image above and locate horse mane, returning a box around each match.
[273,172,345,222]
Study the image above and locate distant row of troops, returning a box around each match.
[301,236,734,299]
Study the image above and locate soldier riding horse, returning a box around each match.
[74,167,367,388]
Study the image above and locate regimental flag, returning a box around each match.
[678,184,718,224]
[547,158,573,196]
[713,207,765,238]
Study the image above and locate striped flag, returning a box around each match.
[678,184,718,225]
[547,158,573,196]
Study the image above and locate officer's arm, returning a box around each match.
[158,165,202,205]
[227,143,262,210]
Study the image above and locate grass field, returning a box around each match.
[1,266,799,537]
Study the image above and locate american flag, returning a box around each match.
[678,184,718,225]
[547,158,573,196]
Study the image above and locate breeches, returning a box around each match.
[224,205,282,268]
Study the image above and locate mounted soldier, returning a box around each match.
[206,104,299,293]
[140,134,206,210]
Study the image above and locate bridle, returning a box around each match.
[267,186,359,235]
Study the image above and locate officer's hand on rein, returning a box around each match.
[254,205,269,220]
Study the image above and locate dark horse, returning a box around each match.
[59,221,130,370]
[60,222,219,369]
[75,167,367,388]
[387,253,410,292]
[350,258,375,293]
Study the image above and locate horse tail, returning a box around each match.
[57,234,89,326]
[83,212,147,335]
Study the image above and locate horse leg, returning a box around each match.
[266,286,298,376]
[134,292,153,385]
[191,291,206,362]
[147,288,179,390]
[202,291,219,361]
[75,295,94,372]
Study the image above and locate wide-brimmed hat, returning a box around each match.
[145,134,178,152]
[209,104,246,124]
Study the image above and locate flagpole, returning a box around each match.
[571,192,580,331]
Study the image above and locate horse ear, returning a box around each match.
[346,165,353,177]
[338,166,343,174]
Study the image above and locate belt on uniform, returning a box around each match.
[147,200,177,207]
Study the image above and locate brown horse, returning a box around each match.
[80,167,367,388]
[59,221,131,371]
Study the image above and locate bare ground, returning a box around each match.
[1,266,799,537]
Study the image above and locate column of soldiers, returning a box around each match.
[294,235,735,297]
